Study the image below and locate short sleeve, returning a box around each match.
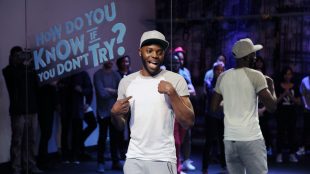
[117,78,126,100]
[252,71,268,93]
[176,76,190,97]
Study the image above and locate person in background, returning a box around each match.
[298,73,310,156]
[175,46,196,96]
[111,30,195,174]
[275,66,301,163]
[57,75,73,164]
[202,61,226,174]
[57,71,93,165]
[70,71,94,164]
[173,46,196,171]
[94,60,122,173]
[117,55,132,78]
[204,54,226,88]
[254,56,275,156]
[166,52,187,174]
[80,72,97,160]
[2,46,42,174]
[211,38,277,174]
[37,82,57,170]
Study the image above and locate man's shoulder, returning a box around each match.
[240,68,265,79]
[124,71,139,78]
[119,71,139,83]
[162,70,184,79]
[244,67,263,74]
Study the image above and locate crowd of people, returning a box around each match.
[2,31,310,174]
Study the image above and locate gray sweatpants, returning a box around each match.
[124,158,177,174]
[224,139,268,174]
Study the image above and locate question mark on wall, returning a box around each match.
[112,23,126,56]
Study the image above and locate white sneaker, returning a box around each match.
[182,159,196,171]
[276,154,283,163]
[289,153,298,163]
[72,160,80,165]
[296,147,305,156]
[180,171,187,174]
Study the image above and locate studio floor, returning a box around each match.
[42,147,310,174]
[1,145,309,174]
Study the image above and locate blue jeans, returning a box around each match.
[224,139,267,174]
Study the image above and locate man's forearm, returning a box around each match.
[111,114,126,131]
[168,92,195,129]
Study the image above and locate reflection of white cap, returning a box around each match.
[140,30,169,50]
[232,38,263,59]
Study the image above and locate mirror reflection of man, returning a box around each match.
[211,38,277,174]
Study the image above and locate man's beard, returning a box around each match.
[141,57,162,76]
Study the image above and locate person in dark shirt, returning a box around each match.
[2,46,42,174]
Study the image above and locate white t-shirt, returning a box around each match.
[214,68,267,141]
[117,70,189,163]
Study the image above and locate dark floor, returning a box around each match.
[45,150,310,174]
[13,150,310,173]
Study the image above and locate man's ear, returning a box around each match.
[138,48,142,57]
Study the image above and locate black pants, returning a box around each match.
[302,110,310,150]
[202,116,226,171]
[38,110,54,165]
[81,111,97,152]
[60,114,83,161]
[71,117,83,161]
[60,111,71,161]
[259,114,272,148]
[276,106,298,153]
[97,117,123,164]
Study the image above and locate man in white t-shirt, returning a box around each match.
[210,38,277,174]
[111,30,195,174]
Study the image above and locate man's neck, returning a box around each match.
[140,68,161,77]
[235,59,250,69]
[235,64,248,69]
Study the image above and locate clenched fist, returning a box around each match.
[158,80,176,95]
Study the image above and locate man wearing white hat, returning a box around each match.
[210,38,277,174]
[111,30,195,174]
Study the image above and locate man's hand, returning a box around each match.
[158,80,175,96]
[111,96,132,131]
[111,96,132,115]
